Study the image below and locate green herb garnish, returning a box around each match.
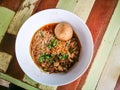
[46,43,52,49]
[46,37,57,49]
[38,53,52,62]
[58,53,68,60]
[52,40,57,47]
[45,54,52,59]
[69,47,74,53]
[51,36,57,46]
[44,68,48,71]
[40,47,43,50]
[38,55,44,62]
[66,42,70,47]
[62,54,68,60]
[40,31,44,38]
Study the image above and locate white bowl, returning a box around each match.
[15,9,94,86]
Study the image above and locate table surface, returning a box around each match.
[0,0,120,90]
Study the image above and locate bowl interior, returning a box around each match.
[15,9,94,86]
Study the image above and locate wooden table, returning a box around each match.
[0,0,120,90]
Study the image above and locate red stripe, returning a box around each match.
[34,0,59,13]
[57,78,81,90]
[0,0,23,11]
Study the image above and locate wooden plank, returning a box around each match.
[38,85,57,90]
[0,0,23,12]
[0,7,15,43]
[0,73,39,90]
[31,0,41,14]
[56,0,78,11]
[7,0,40,35]
[35,0,58,12]
[0,52,12,72]
[23,75,57,90]
[57,79,81,90]
[73,0,95,22]
[96,28,120,90]
[23,75,38,87]
[0,79,9,87]
[82,0,120,89]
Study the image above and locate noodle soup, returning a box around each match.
[30,23,81,73]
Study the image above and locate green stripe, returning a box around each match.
[0,7,15,43]
[23,75,38,87]
[96,28,120,90]
[56,0,78,11]
[82,1,120,90]
[0,73,39,90]
[73,0,95,22]
[23,75,57,90]
[56,0,95,22]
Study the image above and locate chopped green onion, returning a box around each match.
[46,37,57,49]
[69,47,74,53]
[62,54,68,60]
[40,47,43,50]
[44,54,52,59]
[52,40,57,47]
[66,42,70,47]
[44,68,48,71]
[58,53,68,60]
[38,53,52,63]
[46,44,52,49]
[38,55,44,62]
[40,31,44,38]
[51,37,57,47]
[58,55,62,60]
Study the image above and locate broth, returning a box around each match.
[30,23,81,73]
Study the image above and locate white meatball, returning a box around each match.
[54,22,73,41]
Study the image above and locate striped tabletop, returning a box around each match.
[0,0,120,90]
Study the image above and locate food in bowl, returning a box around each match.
[30,22,81,73]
